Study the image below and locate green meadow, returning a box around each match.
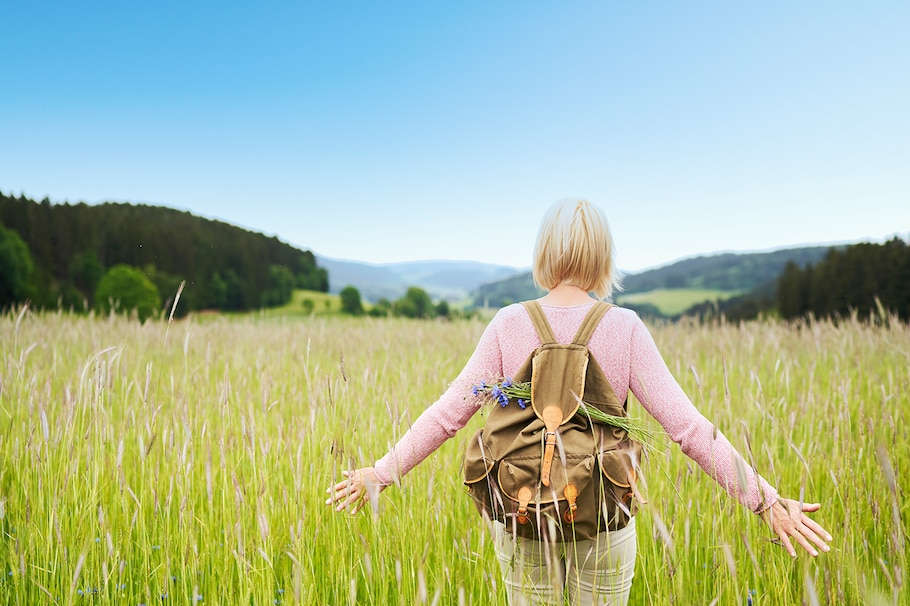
[1,308,907,604]
[616,289,738,317]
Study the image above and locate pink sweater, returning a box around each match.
[374,302,779,514]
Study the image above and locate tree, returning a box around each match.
[297,266,329,292]
[95,265,162,322]
[776,261,805,320]
[68,250,104,301]
[368,297,391,318]
[0,224,34,308]
[219,269,246,311]
[207,272,228,309]
[395,287,433,319]
[263,265,295,307]
[339,286,364,315]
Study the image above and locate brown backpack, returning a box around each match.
[462,301,643,541]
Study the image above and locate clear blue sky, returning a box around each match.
[2,1,908,272]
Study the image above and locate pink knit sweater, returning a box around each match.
[374,302,779,514]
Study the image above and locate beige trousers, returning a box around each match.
[492,518,637,606]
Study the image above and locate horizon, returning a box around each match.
[2,2,908,272]
[3,187,905,275]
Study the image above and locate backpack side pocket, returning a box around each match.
[598,443,643,530]
[463,430,502,521]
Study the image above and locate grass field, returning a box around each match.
[260,290,342,317]
[1,308,907,604]
[616,289,738,317]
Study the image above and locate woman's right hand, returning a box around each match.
[325,467,385,514]
[761,498,833,557]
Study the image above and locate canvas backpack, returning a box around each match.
[462,300,643,542]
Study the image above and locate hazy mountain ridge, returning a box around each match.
[317,256,521,302]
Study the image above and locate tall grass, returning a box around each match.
[0,308,906,604]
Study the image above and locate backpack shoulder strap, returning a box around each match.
[571,301,612,346]
[521,300,557,345]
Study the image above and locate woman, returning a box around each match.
[327,198,832,605]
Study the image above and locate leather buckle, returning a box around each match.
[517,486,532,525]
[563,484,578,524]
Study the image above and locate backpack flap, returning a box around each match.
[531,344,590,486]
[530,344,589,423]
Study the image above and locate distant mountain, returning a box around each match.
[472,272,544,308]
[317,256,521,302]
[473,245,838,309]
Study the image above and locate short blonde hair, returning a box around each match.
[532,198,622,299]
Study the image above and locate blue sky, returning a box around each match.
[2,1,908,272]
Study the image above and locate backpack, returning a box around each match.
[462,300,643,542]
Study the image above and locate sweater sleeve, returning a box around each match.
[628,318,779,513]
[372,315,504,486]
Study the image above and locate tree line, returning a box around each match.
[776,237,910,321]
[683,236,910,323]
[0,192,328,315]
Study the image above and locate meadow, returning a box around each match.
[0,307,907,604]
[616,289,737,317]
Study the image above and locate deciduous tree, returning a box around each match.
[0,224,34,308]
[95,265,162,322]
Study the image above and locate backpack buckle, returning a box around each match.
[563,484,578,524]
[516,486,532,524]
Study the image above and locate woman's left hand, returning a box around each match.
[761,497,833,557]
[326,467,384,514]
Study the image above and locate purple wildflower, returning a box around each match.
[490,385,509,407]
[502,377,513,389]
[517,399,529,409]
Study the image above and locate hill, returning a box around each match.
[620,247,835,293]
[0,192,327,312]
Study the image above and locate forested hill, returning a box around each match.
[620,247,833,293]
[0,192,327,312]
[473,246,834,308]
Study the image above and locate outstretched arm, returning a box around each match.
[627,319,778,512]
[627,319,833,555]
[326,313,504,513]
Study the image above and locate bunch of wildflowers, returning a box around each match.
[472,378,529,409]
[472,378,662,446]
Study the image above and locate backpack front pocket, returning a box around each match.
[496,453,596,538]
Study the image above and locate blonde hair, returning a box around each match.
[532,198,622,299]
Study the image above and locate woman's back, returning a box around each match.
[487,302,640,405]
